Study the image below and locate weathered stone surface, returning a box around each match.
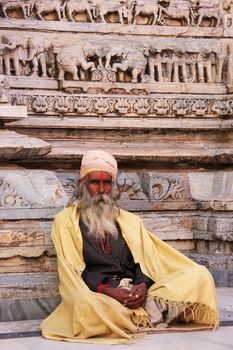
[26,141,233,168]
[0,0,232,327]
[1,0,228,31]
[7,117,233,133]
[0,105,27,122]
[0,74,27,123]
[0,30,230,88]
[0,130,52,159]
[194,214,233,242]
[0,221,45,258]
[8,92,233,118]
[0,273,59,299]
[189,172,233,201]
[0,170,67,209]
[0,297,60,322]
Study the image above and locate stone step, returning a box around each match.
[26,141,233,167]
[9,117,233,131]
[0,130,52,160]
[186,252,233,287]
[0,105,27,123]
[0,288,231,327]
[8,117,233,143]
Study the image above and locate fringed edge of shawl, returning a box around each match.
[167,298,218,329]
[131,297,218,337]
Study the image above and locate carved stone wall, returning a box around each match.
[0,0,232,322]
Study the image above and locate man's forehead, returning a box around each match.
[87,171,112,180]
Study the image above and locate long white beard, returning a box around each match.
[79,192,118,239]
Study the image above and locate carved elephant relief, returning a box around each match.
[54,43,103,81]
[105,46,149,83]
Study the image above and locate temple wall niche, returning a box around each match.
[0,0,232,322]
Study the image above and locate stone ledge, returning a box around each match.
[0,287,231,323]
[0,105,27,123]
[9,90,233,118]
[39,141,233,166]
[0,131,52,159]
[0,18,224,37]
[8,117,233,132]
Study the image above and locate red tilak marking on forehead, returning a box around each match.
[99,172,106,181]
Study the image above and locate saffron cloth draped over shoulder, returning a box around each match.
[41,204,219,344]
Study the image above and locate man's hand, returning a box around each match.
[102,282,148,309]
[102,286,131,304]
[124,282,148,309]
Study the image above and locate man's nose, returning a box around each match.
[99,181,105,193]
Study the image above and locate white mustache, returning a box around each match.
[92,194,110,204]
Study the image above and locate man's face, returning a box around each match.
[86,171,113,197]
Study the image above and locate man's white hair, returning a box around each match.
[77,178,119,239]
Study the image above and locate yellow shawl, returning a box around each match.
[41,204,219,344]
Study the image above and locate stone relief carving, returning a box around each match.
[117,173,148,200]
[58,172,193,202]
[133,0,163,25]
[9,93,233,117]
[105,46,149,83]
[0,35,228,85]
[0,0,34,18]
[0,178,29,208]
[227,42,233,91]
[34,0,62,21]
[0,35,22,77]
[223,0,233,26]
[0,171,67,209]
[0,74,9,104]
[59,172,193,202]
[194,0,222,27]
[141,173,192,201]
[53,42,104,81]
[25,38,52,78]
[0,0,227,27]
[0,35,54,78]
[148,45,226,84]
[158,0,194,26]
[93,0,136,24]
[61,0,94,22]
[58,172,192,201]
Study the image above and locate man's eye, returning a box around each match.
[90,180,100,185]
[104,180,112,185]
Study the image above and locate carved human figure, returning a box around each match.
[196,48,214,83]
[215,48,226,84]
[223,0,233,27]
[133,0,161,25]
[25,38,50,78]
[0,46,3,75]
[105,46,149,83]
[0,74,9,104]
[196,0,221,27]
[227,43,233,87]
[62,0,94,22]
[0,0,34,18]
[158,0,193,26]
[34,0,62,21]
[162,50,174,82]
[185,53,197,83]
[0,35,22,76]
[172,49,188,83]
[54,43,103,81]
[148,49,163,82]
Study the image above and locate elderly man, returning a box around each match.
[41,150,219,344]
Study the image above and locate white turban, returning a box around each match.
[80,150,118,181]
